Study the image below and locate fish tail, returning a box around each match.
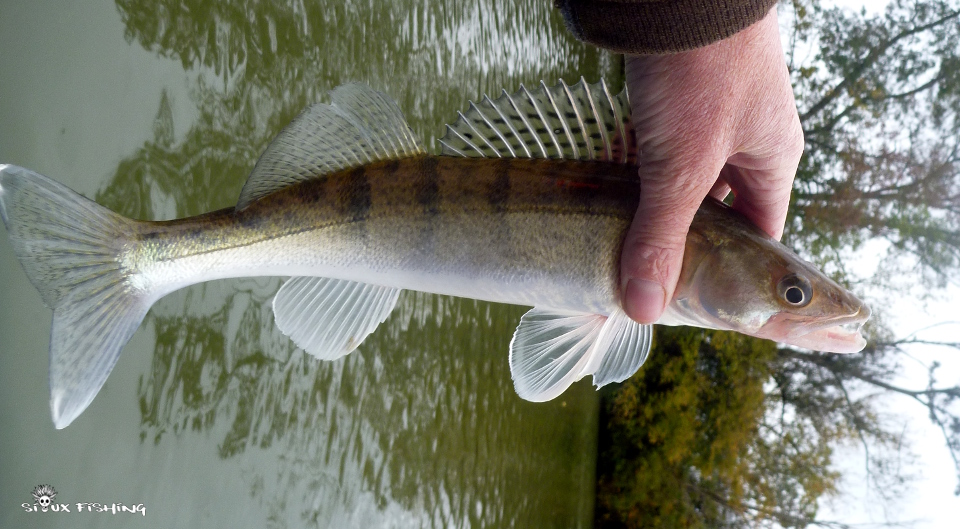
[0,164,150,429]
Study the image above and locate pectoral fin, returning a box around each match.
[272,277,401,360]
[588,308,653,386]
[509,308,605,402]
[509,308,652,402]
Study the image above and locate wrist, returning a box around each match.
[557,0,778,54]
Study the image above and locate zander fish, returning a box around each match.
[0,80,869,429]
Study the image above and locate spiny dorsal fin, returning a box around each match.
[439,78,636,164]
[237,84,424,209]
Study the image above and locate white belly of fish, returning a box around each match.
[133,211,625,317]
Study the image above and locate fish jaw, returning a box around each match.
[757,304,871,353]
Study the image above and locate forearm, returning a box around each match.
[555,0,778,54]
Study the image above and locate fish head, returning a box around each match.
[673,198,870,353]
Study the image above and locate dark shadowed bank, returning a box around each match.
[593,329,822,528]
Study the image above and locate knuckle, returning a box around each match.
[621,239,684,285]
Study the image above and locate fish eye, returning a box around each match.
[777,274,812,307]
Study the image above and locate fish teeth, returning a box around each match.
[840,321,862,333]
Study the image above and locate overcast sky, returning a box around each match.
[807,1,960,527]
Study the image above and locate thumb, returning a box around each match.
[620,162,721,324]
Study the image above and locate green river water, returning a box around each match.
[0,0,623,527]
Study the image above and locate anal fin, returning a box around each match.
[272,277,401,360]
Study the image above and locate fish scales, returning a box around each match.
[131,156,639,313]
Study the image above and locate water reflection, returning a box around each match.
[91,0,621,525]
[136,282,597,526]
[113,0,619,164]
[115,0,613,101]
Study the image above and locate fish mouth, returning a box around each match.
[763,304,871,354]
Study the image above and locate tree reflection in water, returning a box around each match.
[89,0,618,526]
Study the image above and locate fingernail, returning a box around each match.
[624,279,666,324]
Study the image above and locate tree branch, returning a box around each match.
[886,72,945,100]
[801,8,960,122]
[779,346,960,490]
[779,348,958,400]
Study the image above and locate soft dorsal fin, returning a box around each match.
[236,83,424,209]
[439,78,636,164]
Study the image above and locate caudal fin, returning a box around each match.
[0,165,150,429]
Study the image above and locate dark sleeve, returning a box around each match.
[555,0,779,54]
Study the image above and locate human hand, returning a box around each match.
[621,7,804,324]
